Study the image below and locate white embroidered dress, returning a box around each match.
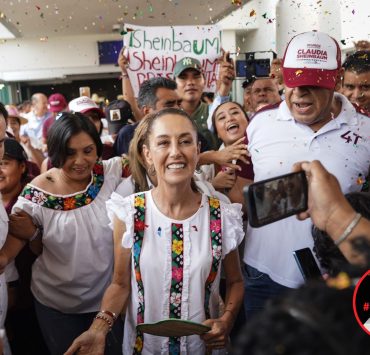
[107,191,244,354]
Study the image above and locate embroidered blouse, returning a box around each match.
[12,158,124,313]
[106,191,244,354]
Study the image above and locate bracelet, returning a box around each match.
[30,226,42,242]
[121,73,129,79]
[100,310,117,321]
[335,213,362,246]
[94,312,113,331]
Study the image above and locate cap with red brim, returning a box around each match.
[282,31,341,90]
[283,67,339,90]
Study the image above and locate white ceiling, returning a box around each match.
[0,0,237,39]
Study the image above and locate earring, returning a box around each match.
[148,164,156,176]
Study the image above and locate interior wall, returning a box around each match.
[0,33,122,81]
[276,0,342,57]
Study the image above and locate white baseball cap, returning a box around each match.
[68,96,105,118]
[282,31,341,90]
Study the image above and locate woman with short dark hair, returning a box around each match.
[0,113,125,355]
[47,112,103,168]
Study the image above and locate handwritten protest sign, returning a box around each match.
[123,24,222,95]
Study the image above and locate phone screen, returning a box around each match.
[293,248,322,281]
[244,171,308,227]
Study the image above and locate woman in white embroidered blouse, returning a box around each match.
[66,108,244,355]
[0,113,124,355]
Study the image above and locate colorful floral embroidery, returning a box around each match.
[133,193,146,355]
[209,196,220,209]
[134,196,145,209]
[131,194,222,354]
[121,155,131,178]
[210,219,221,234]
[63,197,76,210]
[172,239,183,255]
[20,161,104,210]
[204,196,223,319]
[169,223,184,354]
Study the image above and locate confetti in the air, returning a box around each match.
[357,174,364,185]
[232,0,242,6]
[250,9,256,17]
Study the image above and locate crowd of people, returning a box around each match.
[0,30,369,355]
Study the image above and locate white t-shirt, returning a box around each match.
[12,157,123,313]
[106,191,243,354]
[21,111,52,149]
[244,93,370,288]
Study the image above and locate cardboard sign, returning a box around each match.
[123,24,222,95]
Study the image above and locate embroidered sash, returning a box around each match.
[21,161,104,210]
[133,194,146,354]
[132,194,222,354]
[169,223,184,354]
[205,197,223,319]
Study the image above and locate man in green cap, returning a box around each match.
[173,55,234,150]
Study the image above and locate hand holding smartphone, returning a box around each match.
[244,171,308,227]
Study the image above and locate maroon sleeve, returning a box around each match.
[235,157,254,180]
[102,144,115,160]
[42,117,54,140]
[235,134,254,180]
[26,161,41,181]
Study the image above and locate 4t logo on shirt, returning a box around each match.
[340,130,363,145]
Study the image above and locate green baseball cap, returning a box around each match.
[173,57,202,78]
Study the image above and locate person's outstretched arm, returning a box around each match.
[201,249,244,351]
[118,47,143,121]
[206,50,235,131]
[198,136,249,170]
[292,160,370,262]
[0,235,25,274]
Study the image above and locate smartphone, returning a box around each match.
[293,248,322,281]
[244,171,308,227]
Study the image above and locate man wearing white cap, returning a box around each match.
[243,31,370,319]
